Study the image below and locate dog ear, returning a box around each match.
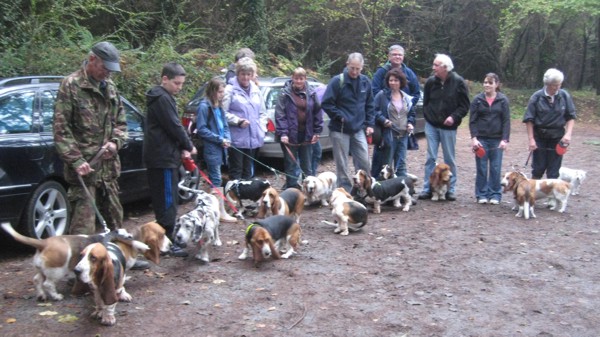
[95,252,118,305]
[271,191,282,215]
[256,195,267,218]
[269,237,281,260]
[430,167,439,188]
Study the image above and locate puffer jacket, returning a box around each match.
[321,68,375,134]
[53,64,127,185]
[423,71,470,130]
[223,77,267,149]
[196,98,230,166]
[274,80,323,144]
[469,92,511,141]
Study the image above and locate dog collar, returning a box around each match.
[245,223,258,236]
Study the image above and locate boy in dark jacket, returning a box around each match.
[144,62,196,257]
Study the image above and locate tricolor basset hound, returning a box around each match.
[430,163,452,201]
[0,222,132,301]
[322,188,368,236]
[74,239,149,326]
[352,169,411,213]
[238,215,302,267]
[501,171,572,219]
[302,171,337,206]
[224,178,272,219]
[378,165,419,197]
[256,187,305,222]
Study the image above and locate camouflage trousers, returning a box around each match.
[67,180,123,235]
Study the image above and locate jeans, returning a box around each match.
[474,138,503,201]
[372,134,409,178]
[531,137,562,179]
[281,133,312,188]
[311,141,322,176]
[206,163,223,188]
[331,130,370,191]
[422,122,457,193]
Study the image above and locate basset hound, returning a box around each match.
[74,239,149,326]
[430,163,452,201]
[256,187,305,222]
[224,178,272,219]
[378,165,419,197]
[352,169,411,213]
[322,187,368,236]
[238,215,302,267]
[0,222,132,301]
[302,171,337,206]
[501,171,572,219]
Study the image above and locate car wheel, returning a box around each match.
[23,181,70,239]
[178,165,200,204]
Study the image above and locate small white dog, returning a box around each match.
[302,171,337,206]
[559,167,586,195]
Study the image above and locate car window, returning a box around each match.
[0,90,34,134]
[124,103,143,132]
[265,88,282,110]
[40,90,56,132]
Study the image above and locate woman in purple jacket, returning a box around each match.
[275,67,323,189]
[223,57,267,179]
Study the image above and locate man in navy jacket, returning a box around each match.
[321,53,376,191]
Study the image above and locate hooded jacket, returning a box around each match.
[423,71,470,130]
[143,85,194,169]
[196,98,230,166]
[274,80,323,144]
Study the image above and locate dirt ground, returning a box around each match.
[1,118,600,337]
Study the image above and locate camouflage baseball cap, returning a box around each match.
[91,41,121,72]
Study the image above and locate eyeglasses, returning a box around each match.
[390,53,404,57]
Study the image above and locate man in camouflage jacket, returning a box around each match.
[53,42,127,235]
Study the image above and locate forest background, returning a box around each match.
[1,0,599,115]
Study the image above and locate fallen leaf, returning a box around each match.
[213,279,226,284]
[267,307,276,311]
[39,311,58,316]
[57,314,78,323]
[37,303,52,307]
[6,318,16,323]
[214,303,221,307]
[256,324,266,328]
[405,300,422,306]
[181,300,191,305]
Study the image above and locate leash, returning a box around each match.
[76,146,111,234]
[228,145,302,181]
[195,168,240,215]
[524,150,532,167]
[283,144,308,178]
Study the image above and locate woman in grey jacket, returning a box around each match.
[469,73,510,205]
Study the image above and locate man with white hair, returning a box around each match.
[321,52,376,192]
[523,68,576,179]
[418,54,470,201]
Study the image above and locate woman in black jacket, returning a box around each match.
[469,73,510,205]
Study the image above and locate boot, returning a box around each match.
[213,189,237,223]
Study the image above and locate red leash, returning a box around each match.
[197,168,240,215]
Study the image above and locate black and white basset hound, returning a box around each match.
[224,179,271,219]
[353,169,411,213]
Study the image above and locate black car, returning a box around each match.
[0,76,198,239]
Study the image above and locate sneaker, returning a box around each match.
[167,244,189,257]
[489,199,500,205]
[131,259,151,270]
[477,198,488,204]
[418,191,432,200]
[445,192,456,201]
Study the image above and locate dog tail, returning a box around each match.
[1,222,47,250]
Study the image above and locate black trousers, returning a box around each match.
[147,168,179,238]
[228,148,258,180]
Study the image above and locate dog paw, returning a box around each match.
[118,291,132,302]
[101,314,116,326]
[213,239,222,247]
[333,228,342,234]
[321,201,329,207]
[49,293,63,301]
[402,206,410,212]
[340,230,349,236]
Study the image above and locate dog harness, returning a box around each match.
[106,242,126,285]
